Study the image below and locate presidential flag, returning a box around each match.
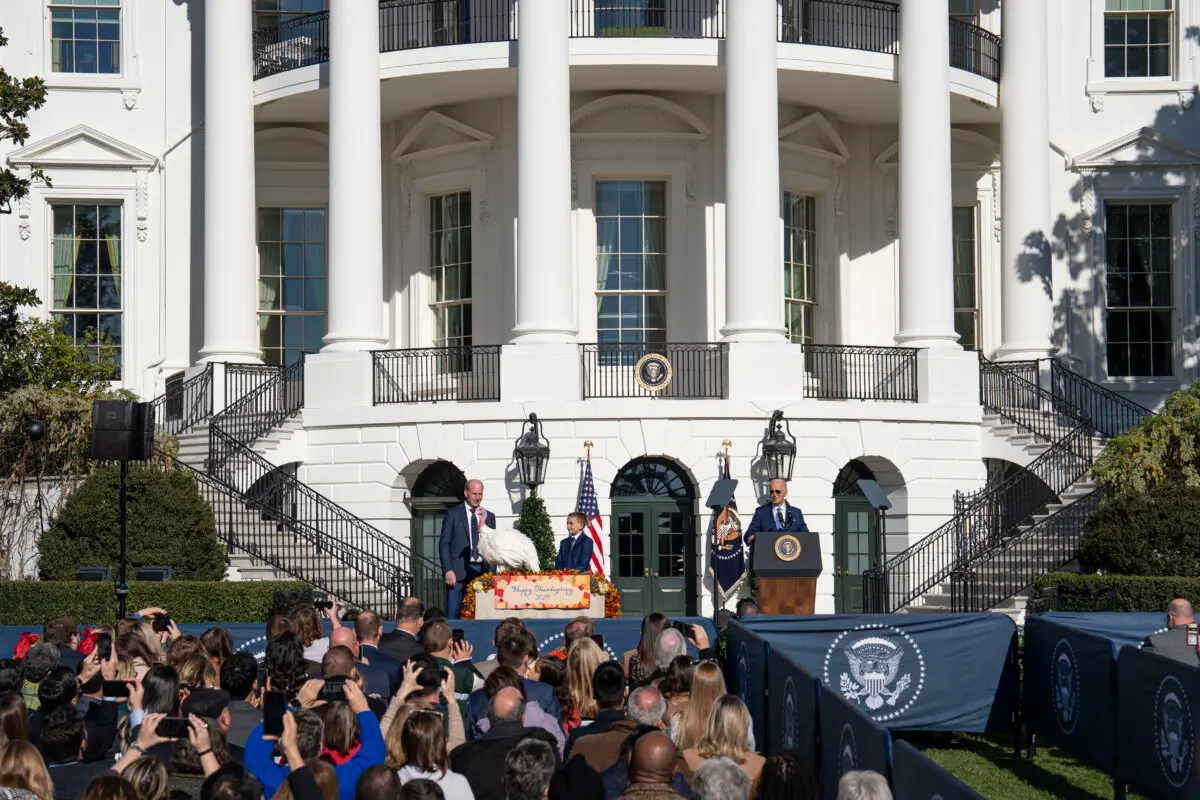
[708,448,746,601]
[578,454,606,575]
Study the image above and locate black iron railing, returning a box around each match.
[950,486,1109,613]
[253,11,329,80]
[949,16,1001,82]
[781,0,897,53]
[580,342,727,399]
[380,0,515,51]
[209,358,305,473]
[980,358,1091,443]
[152,364,213,437]
[802,344,918,402]
[372,346,502,405]
[570,0,724,38]
[225,364,283,409]
[1049,359,1153,438]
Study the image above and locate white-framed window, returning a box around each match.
[1104,0,1173,78]
[1104,202,1174,377]
[257,208,327,367]
[429,191,473,354]
[49,0,121,75]
[953,206,979,351]
[51,202,123,375]
[254,0,326,29]
[783,192,816,345]
[595,180,667,348]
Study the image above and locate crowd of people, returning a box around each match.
[0,600,893,800]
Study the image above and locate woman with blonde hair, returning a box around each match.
[562,637,607,733]
[80,775,140,800]
[120,756,169,800]
[116,621,161,680]
[668,660,725,752]
[175,653,219,692]
[0,740,54,800]
[681,695,763,782]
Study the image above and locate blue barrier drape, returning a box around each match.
[725,620,769,749]
[767,647,818,763]
[819,682,892,800]
[1023,616,1119,774]
[891,740,984,800]
[1116,645,1200,797]
[739,614,1018,732]
[1036,612,1165,649]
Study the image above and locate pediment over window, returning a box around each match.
[255,127,329,164]
[1071,127,1200,169]
[571,94,710,143]
[779,112,849,164]
[7,125,157,170]
[391,111,495,163]
[874,129,1000,173]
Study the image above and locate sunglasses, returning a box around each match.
[769,490,784,495]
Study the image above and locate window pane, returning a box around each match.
[257,207,327,359]
[595,180,668,344]
[429,191,472,352]
[783,192,817,343]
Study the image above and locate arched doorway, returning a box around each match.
[406,461,467,602]
[832,459,887,614]
[610,457,697,617]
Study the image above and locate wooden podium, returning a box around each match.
[752,530,823,615]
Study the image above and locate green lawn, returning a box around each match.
[906,734,1139,799]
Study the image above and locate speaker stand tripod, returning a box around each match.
[116,459,129,620]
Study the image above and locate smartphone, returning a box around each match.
[263,690,287,738]
[319,678,346,703]
[671,620,695,640]
[157,717,192,739]
[1188,623,1197,648]
[314,600,333,611]
[152,614,171,634]
[590,634,605,650]
[452,629,466,645]
[101,680,130,699]
[96,633,112,661]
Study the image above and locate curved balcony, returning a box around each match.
[251,0,1001,83]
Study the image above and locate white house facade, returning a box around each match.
[0,0,1191,617]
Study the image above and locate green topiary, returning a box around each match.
[514,494,557,571]
[37,464,226,581]
[1078,483,1200,576]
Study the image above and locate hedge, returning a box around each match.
[0,581,308,626]
[1030,573,1200,613]
[1078,483,1200,576]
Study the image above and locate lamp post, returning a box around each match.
[762,410,797,482]
[514,413,550,494]
[26,419,47,542]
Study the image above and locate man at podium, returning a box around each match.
[743,479,809,545]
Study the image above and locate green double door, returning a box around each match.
[834,498,881,614]
[412,508,451,608]
[610,502,695,617]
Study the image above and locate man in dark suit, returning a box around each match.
[328,627,391,704]
[743,479,808,545]
[40,705,113,799]
[1143,598,1200,665]
[440,479,497,619]
[378,598,425,664]
[466,636,561,738]
[451,688,560,800]
[220,652,262,749]
[554,512,595,573]
[356,610,403,696]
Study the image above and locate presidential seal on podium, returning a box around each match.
[634,353,673,392]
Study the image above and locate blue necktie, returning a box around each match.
[470,511,480,561]
[776,508,785,531]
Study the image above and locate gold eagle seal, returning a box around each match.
[774,534,801,562]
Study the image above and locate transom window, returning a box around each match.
[51,203,122,376]
[50,0,120,74]
[1105,203,1173,378]
[257,208,327,367]
[429,191,473,359]
[1104,0,1173,78]
[254,0,326,29]
[596,181,667,349]
[783,193,816,344]
[952,207,979,351]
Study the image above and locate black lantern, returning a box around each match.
[762,410,796,482]
[26,419,47,442]
[514,413,550,492]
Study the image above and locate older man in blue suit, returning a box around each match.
[440,479,496,619]
[554,512,594,573]
[744,479,808,545]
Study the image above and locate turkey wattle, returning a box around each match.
[476,524,542,573]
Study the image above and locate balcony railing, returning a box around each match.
[372,346,502,405]
[252,0,1000,82]
[581,342,727,399]
[802,344,919,402]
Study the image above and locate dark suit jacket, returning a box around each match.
[439,503,497,580]
[355,657,393,702]
[555,534,594,573]
[466,678,561,738]
[377,628,424,665]
[743,502,808,544]
[1143,625,1200,665]
[360,643,403,696]
[48,760,114,799]
[451,721,561,800]
[30,700,118,763]
[58,646,83,672]
[227,699,261,750]
[566,708,626,752]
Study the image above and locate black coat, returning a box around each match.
[377,628,424,665]
[451,721,560,800]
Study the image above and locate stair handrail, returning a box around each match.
[150,364,214,436]
[980,357,1091,442]
[208,359,300,472]
[1048,359,1153,438]
[950,485,1111,613]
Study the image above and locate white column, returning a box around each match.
[894,0,959,349]
[997,0,1055,361]
[322,0,386,351]
[721,0,785,342]
[199,0,259,363]
[511,0,575,344]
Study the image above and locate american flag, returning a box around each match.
[578,454,606,575]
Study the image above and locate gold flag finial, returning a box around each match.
[722,440,732,453]
[584,441,594,452]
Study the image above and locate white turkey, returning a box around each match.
[477,524,542,573]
